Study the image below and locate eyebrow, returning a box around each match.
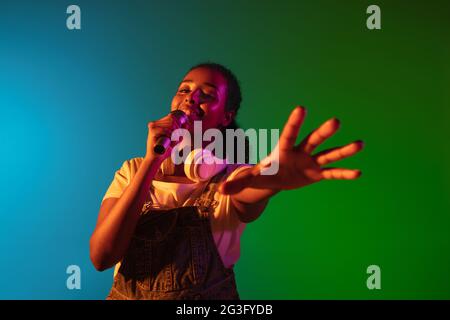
[181,80,217,90]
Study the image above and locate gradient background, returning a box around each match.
[0,0,449,299]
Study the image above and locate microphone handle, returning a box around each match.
[153,110,189,155]
[154,136,172,155]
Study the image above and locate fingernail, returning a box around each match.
[329,117,340,126]
[297,106,307,113]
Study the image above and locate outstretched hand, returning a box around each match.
[219,106,364,195]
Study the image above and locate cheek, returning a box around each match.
[170,96,181,111]
[201,110,224,130]
[200,118,215,131]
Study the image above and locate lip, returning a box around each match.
[178,105,205,120]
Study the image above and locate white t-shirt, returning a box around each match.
[102,157,252,273]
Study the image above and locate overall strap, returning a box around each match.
[190,168,229,216]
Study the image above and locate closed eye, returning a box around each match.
[178,87,216,100]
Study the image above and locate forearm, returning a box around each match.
[90,157,161,270]
[232,187,279,205]
[231,180,280,223]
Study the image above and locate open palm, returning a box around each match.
[220,107,364,194]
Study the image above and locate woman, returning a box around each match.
[90,63,364,300]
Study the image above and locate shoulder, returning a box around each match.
[125,156,145,167]
[102,156,145,202]
[111,157,145,183]
[127,157,145,170]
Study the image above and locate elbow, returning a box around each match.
[235,202,267,223]
[90,247,108,272]
[92,260,108,272]
[91,256,108,272]
[232,197,269,224]
[236,206,264,223]
[89,236,113,272]
[237,211,260,223]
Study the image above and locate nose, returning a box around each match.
[184,88,202,105]
[181,90,204,120]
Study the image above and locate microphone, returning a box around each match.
[153,110,190,155]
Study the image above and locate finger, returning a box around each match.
[153,115,183,130]
[321,168,362,180]
[219,167,258,195]
[148,120,172,131]
[297,117,340,154]
[185,106,204,123]
[278,106,307,151]
[314,140,364,166]
[149,126,171,138]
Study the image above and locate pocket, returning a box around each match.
[121,209,213,292]
[118,237,152,291]
[133,212,178,291]
[134,210,178,242]
[188,225,209,284]
[138,225,209,292]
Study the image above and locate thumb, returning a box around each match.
[219,166,258,195]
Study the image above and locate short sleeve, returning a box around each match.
[208,164,253,268]
[224,164,254,216]
[101,159,133,203]
[211,164,254,222]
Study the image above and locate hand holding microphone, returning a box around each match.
[145,108,204,160]
[153,110,189,155]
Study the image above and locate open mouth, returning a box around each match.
[178,105,205,120]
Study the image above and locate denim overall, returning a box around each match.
[106,171,240,300]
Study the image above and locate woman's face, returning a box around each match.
[171,67,234,133]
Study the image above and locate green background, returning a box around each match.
[0,0,449,299]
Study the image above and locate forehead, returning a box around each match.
[182,67,227,90]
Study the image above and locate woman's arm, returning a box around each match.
[90,113,182,271]
[89,157,161,271]
[226,169,279,223]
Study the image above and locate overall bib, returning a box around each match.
[106,171,240,300]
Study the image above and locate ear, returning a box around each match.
[222,110,236,127]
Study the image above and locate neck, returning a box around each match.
[173,163,186,177]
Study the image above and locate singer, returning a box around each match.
[90,62,364,300]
